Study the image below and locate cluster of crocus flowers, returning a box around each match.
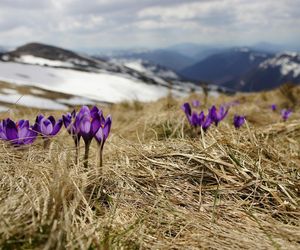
[0,105,112,169]
[63,106,112,168]
[181,102,228,131]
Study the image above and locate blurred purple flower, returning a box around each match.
[192,100,200,108]
[181,102,213,131]
[271,104,277,111]
[33,115,62,138]
[281,109,292,121]
[209,105,229,126]
[94,114,112,168]
[0,118,37,146]
[63,110,80,144]
[181,103,198,127]
[233,115,246,129]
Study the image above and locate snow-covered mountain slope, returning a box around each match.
[180,47,271,85]
[0,61,174,103]
[0,43,211,109]
[259,52,300,78]
[222,52,300,92]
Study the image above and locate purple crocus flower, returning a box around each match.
[233,115,246,129]
[33,114,62,138]
[192,100,200,108]
[182,102,213,131]
[0,118,37,146]
[201,115,213,131]
[63,110,80,142]
[281,109,292,121]
[94,114,112,168]
[271,104,277,111]
[62,110,81,164]
[75,106,102,145]
[209,105,229,126]
[72,105,104,168]
[182,103,198,127]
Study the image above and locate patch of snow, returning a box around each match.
[0,105,9,112]
[67,58,89,66]
[124,60,146,73]
[1,55,10,61]
[259,53,300,77]
[30,88,47,95]
[283,51,298,58]
[0,61,172,103]
[1,88,19,94]
[57,96,95,106]
[0,93,68,110]
[16,55,74,67]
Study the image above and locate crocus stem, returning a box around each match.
[83,141,91,168]
[74,137,80,165]
[98,147,103,169]
[43,138,51,149]
[75,145,79,165]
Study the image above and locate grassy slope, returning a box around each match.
[0,85,300,249]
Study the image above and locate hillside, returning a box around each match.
[1,85,300,249]
[108,48,195,71]
[0,43,205,105]
[180,48,271,84]
[228,52,300,91]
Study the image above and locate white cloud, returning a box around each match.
[0,0,299,49]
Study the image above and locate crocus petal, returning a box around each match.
[41,118,53,135]
[198,111,205,126]
[95,127,104,144]
[35,114,44,123]
[190,112,199,127]
[0,120,7,140]
[18,120,30,139]
[90,106,100,119]
[192,100,200,108]
[181,103,192,117]
[5,119,18,141]
[91,115,101,135]
[23,129,37,144]
[48,116,56,127]
[62,113,72,129]
[51,118,63,136]
[103,115,112,139]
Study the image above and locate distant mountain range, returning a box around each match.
[225,52,300,91]
[179,48,300,91]
[1,42,299,97]
[105,49,195,71]
[180,48,272,84]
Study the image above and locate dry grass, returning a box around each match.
[0,86,300,249]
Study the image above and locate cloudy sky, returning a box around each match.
[0,0,299,51]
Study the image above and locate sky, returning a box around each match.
[0,0,299,51]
